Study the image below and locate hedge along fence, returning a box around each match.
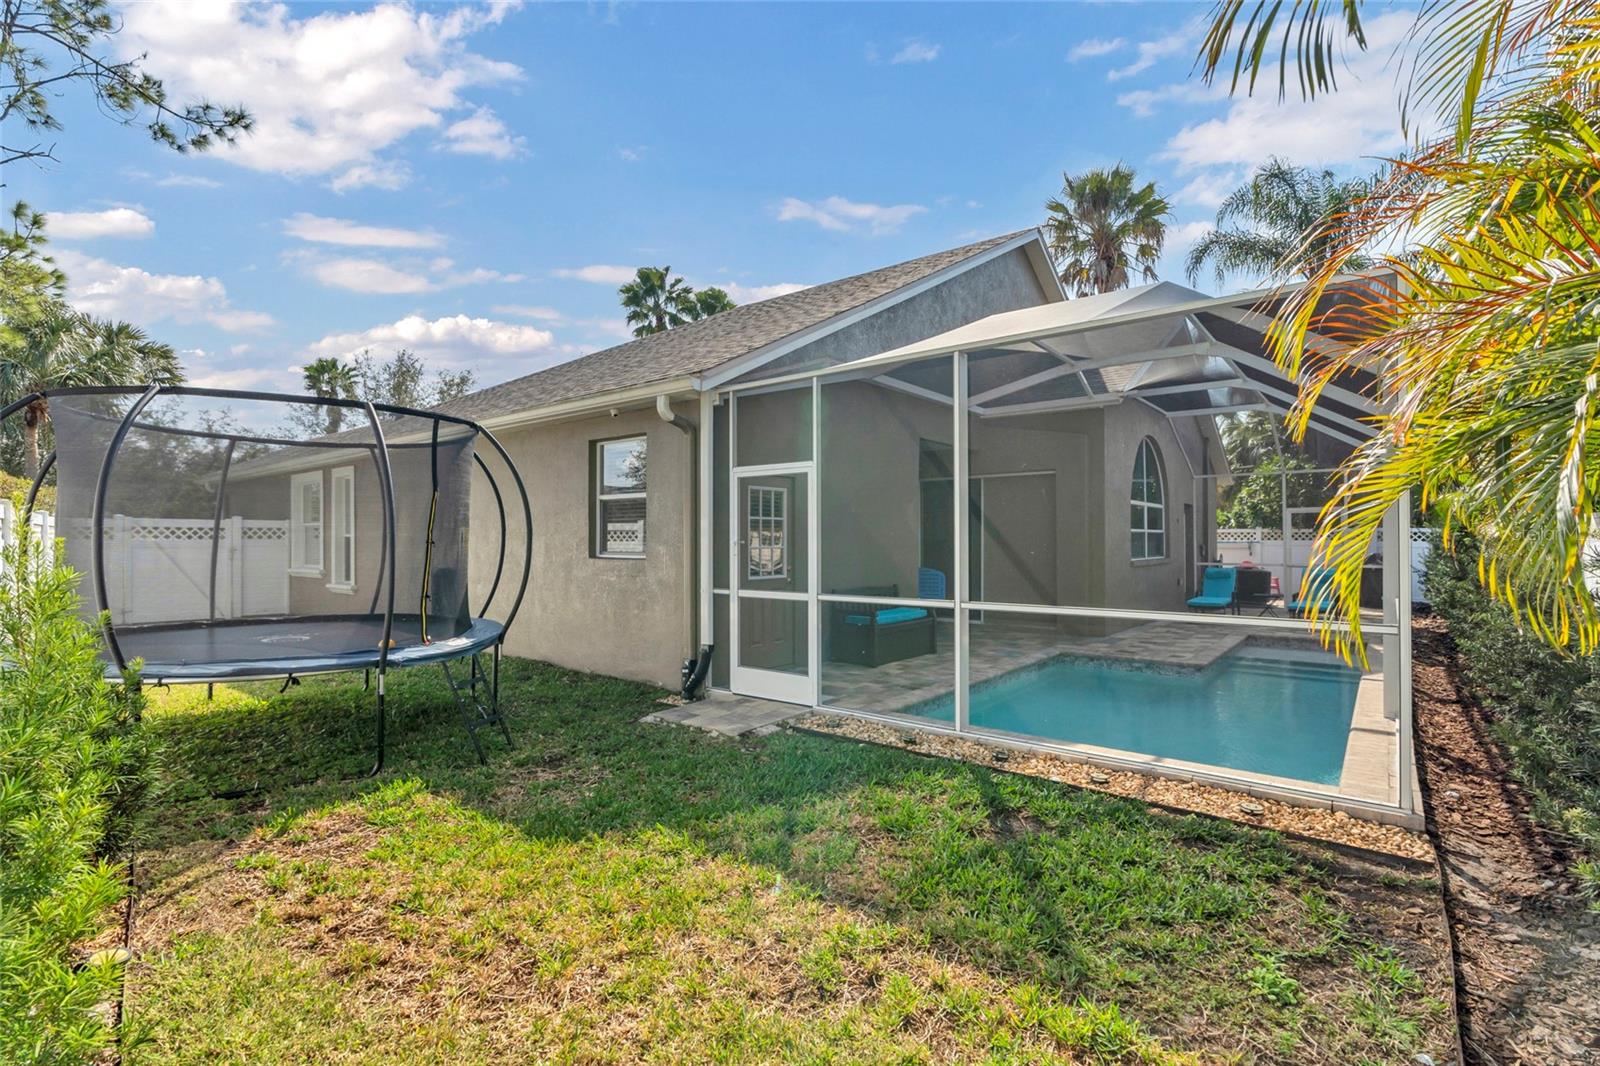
[1423,534,1600,902]
[0,501,154,1065]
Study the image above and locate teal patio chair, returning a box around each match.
[1187,566,1237,613]
[1286,566,1337,616]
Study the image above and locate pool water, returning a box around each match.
[913,648,1362,785]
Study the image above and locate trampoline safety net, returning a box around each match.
[51,391,479,671]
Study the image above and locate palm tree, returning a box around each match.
[1194,3,1600,656]
[0,301,182,479]
[1044,164,1171,296]
[619,267,696,337]
[1184,160,1374,286]
[687,286,736,321]
[301,357,358,434]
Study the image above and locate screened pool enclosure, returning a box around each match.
[699,281,1417,826]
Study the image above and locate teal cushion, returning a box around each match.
[843,607,930,626]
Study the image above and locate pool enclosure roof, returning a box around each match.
[730,278,1384,449]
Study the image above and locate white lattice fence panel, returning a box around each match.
[24,513,288,624]
[237,519,289,616]
[1216,527,1437,604]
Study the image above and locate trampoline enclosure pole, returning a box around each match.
[207,440,236,623]
[365,401,400,775]
[92,385,163,674]
[473,452,508,617]
[476,425,534,633]
[24,451,54,517]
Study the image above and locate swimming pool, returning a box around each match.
[910,646,1362,785]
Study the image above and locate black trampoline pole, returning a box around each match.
[472,452,508,618]
[365,401,399,775]
[92,385,162,674]
[475,424,533,633]
[207,440,236,623]
[23,450,54,517]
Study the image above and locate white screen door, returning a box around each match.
[730,467,814,703]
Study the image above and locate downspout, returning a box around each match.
[657,394,712,699]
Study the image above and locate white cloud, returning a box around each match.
[1068,37,1125,61]
[155,173,222,189]
[552,264,637,284]
[492,304,565,321]
[441,106,525,159]
[1116,81,1218,118]
[188,366,293,391]
[309,257,433,294]
[717,281,809,303]
[306,314,557,371]
[329,161,412,193]
[47,208,155,240]
[283,212,442,249]
[113,1,522,187]
[1107,27,1193,81]
[890,40,940,64]
[295,250,524,294]
[618,145,645,163]
[1173,169,1245,210]
[1161,12,1415,171]
[776,195,926,235]
[54,249,274,332]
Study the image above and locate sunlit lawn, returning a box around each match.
[124,660,1453,1064]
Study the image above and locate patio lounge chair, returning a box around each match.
[1187,566,1237,613]
[1286,567,1337,616]
[827,583,936,667]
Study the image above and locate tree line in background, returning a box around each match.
[296,351,478,435]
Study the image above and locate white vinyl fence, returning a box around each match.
[1217,525,1436,604]
[0,499,56,570]
[1,502,289,623]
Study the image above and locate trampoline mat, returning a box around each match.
[109,615,504,682]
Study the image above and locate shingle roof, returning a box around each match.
[437,230,1037,423]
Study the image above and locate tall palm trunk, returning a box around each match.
[22,400,46,482]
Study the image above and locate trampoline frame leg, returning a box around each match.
[369,670,387,777]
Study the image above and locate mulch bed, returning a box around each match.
[1412,616,1600,1064]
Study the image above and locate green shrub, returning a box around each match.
[0,472,54,513]
[1424,533,1600,902]
[0,511,152,1064]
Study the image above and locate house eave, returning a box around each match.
[475,376,702,433]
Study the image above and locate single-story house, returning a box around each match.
[196,228,1413,824]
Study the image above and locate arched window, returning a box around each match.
[1131,438,1165,561]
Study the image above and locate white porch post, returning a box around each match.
[1395,491,1415,815]
[953,350,970,733]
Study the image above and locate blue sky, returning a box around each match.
[12,1,1416,396]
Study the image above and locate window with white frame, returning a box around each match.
[746,485,788,579]
[594,436,647,557]
[1130,437,1166,561]
[289,471,323,575]
[329,466,355,590]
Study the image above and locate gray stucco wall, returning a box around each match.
[469,402,698,689]
[1092,401,1218,613]
[745,248,1052,381]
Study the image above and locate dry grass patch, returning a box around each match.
[130,780,1188,1064]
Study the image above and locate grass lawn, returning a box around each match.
[124,659,1454,1064]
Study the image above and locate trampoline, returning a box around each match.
[1,385,532,771]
